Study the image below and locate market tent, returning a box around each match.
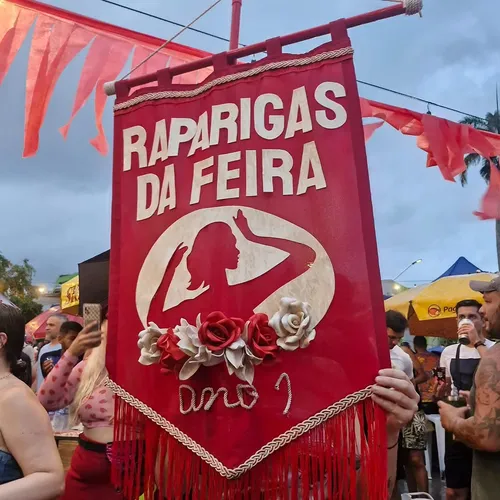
[435,257,482,281]
[61,275,79,315]
[25,306,82,340]
[56,273,78,285]
[78,250,109,314]
[384,284,427,317]
[384,273,496,338]
[381,279,408,298]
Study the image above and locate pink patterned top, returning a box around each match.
[38,352,114,429]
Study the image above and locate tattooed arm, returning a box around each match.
[440,345,500,453]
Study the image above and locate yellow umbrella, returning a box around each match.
[61,275,79,315]
[384,273,497,338]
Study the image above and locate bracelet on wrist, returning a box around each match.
[387,437,399,450]
[475,341,486,349]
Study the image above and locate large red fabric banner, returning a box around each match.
[109,21,388,499]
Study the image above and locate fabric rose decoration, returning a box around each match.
[137,322,167,365]
[224,314,277,384]
[174,316,224,380]
[223,337,263,385]
[156,328,189,375]
[197,312,253,383]
[198,312,245,352]
[175,316,203,357]
[269,298,316,351]
[139,297,316,382]
[244,313,278,360]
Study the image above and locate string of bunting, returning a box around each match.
[1,0,499,218]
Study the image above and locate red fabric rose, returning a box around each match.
[245,313,278,359]
[156,329,188,375]
[198,312,245,352]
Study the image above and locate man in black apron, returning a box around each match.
[439,280,500,500]
[438,299,494,500]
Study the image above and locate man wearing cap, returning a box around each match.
[439,276,500,500]
[438,299,494,500]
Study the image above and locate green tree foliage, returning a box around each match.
[460,111,500,270]
[0,253,42,323]
[459,112,500,186]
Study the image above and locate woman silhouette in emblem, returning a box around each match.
[148,210,316,324]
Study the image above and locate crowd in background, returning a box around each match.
[3,274,500,499]
[387,276,500,500]
[0,301,420,499]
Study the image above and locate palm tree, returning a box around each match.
[460,110,500,270]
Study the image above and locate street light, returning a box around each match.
[394,259,423,281]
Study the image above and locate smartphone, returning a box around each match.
[434,367,446,382]
[83,303,101,332]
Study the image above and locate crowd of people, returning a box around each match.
[1,275,500,498]
[0,300,418,499]
[386,275,500,500]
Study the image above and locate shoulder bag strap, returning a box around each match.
[454,343,462,392]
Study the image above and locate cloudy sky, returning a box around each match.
[1,0,499,288]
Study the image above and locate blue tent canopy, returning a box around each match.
[434,256,482,281]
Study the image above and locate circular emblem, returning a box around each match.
[428,304,441,318]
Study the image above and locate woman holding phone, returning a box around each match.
[0,303,64,499]
[40,300,419,499]
[38,305,119,499]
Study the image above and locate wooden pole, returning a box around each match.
[229,0,242,50]
[105,3,412,95]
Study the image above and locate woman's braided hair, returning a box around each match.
[0,303,28,379]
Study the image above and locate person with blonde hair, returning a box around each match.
[0,303,64,498]
[38,305,119,499]
[39,300,419,499]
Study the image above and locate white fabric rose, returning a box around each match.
[175,315,224,380]
[175,315,202,357]
[224,337,262,385]
[269,297,316,352]
[138,322,167,365]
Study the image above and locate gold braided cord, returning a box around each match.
[105,377,372,479]
[114,47,354,112]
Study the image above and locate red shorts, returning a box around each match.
[61,436,124,500]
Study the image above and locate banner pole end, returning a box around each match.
[104,81,116,97]
[402,0,423,16]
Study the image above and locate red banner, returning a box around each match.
[109,21,387,499]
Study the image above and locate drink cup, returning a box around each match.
[458,318,473,345]
[447,395,467,408]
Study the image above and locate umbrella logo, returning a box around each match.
[428,304,441,318]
